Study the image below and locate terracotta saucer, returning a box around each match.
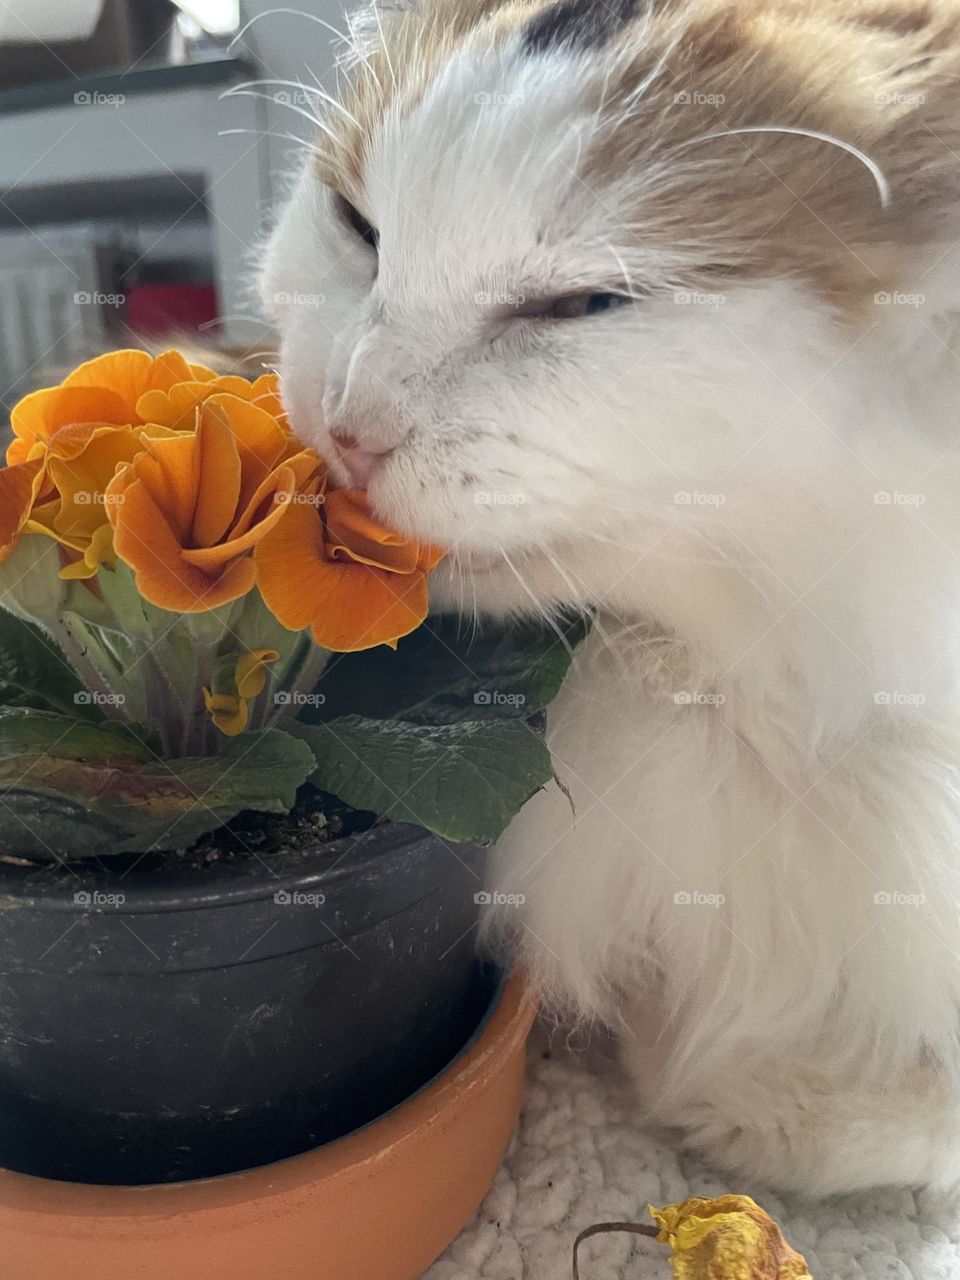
[0,972,537,1280]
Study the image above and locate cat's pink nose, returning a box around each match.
[330,429,394,488]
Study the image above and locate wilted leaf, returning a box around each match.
[0,710,315,861]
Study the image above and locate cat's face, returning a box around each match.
[262,0,960,618]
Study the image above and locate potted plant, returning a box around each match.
[0,351,585,1225]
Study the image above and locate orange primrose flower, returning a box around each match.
[106,395,321,612]
[255,488,443,652]
[2,349,224,572]
[1,347,444,654]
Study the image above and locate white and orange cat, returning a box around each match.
[261,0,960,1195]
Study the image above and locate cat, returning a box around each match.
[260,0,960,1196]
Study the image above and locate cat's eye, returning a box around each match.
[514,291,631,321]
[551,292,629,319]
[337,195,379,251]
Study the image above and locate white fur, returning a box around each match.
[262,33,960,1196]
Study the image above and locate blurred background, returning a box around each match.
[0,0,344,410]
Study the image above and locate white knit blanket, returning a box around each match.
[428,1028,960,1280]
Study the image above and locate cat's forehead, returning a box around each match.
[365,50,603,264]
[313,0,960,295]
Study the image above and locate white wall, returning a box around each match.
[232,0,353,203]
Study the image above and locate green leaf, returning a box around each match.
[291,715,552,843]
[0,610,98,717]
[0,710,316,861]
[307,611,591,725]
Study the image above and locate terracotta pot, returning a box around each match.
[0,972,536,1280]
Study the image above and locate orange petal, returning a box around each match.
[231,448,323,541]
[254,502,326,632]
[307,561,430,651]
[111,476,256,612]
[324,489,420,573]
[0,457,45,563]
[203,689,249,736]
[62,349,195,419]
[190,403,242,548]
[122,431,203,543]
[201,395,294,506]
[235,649,279,699]
[180,460,298,570]
[47,425,144,540]
[58,523,116,580]
[255,502,430,651]
[248,373,288,424]
[136,377,258,431]
[10,386,131,457]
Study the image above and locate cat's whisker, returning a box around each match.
[228,8,352,56]
[676,125,891,208]
[220,88,343,146]
[217,126,326,157]
[225,77,361,128]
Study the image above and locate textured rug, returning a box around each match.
[428,1026,960,1280]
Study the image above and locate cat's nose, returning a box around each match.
[329,427,395,488]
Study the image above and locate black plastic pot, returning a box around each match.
[0,823,492,1185]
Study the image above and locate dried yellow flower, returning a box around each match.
[648,1196,813,1280]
